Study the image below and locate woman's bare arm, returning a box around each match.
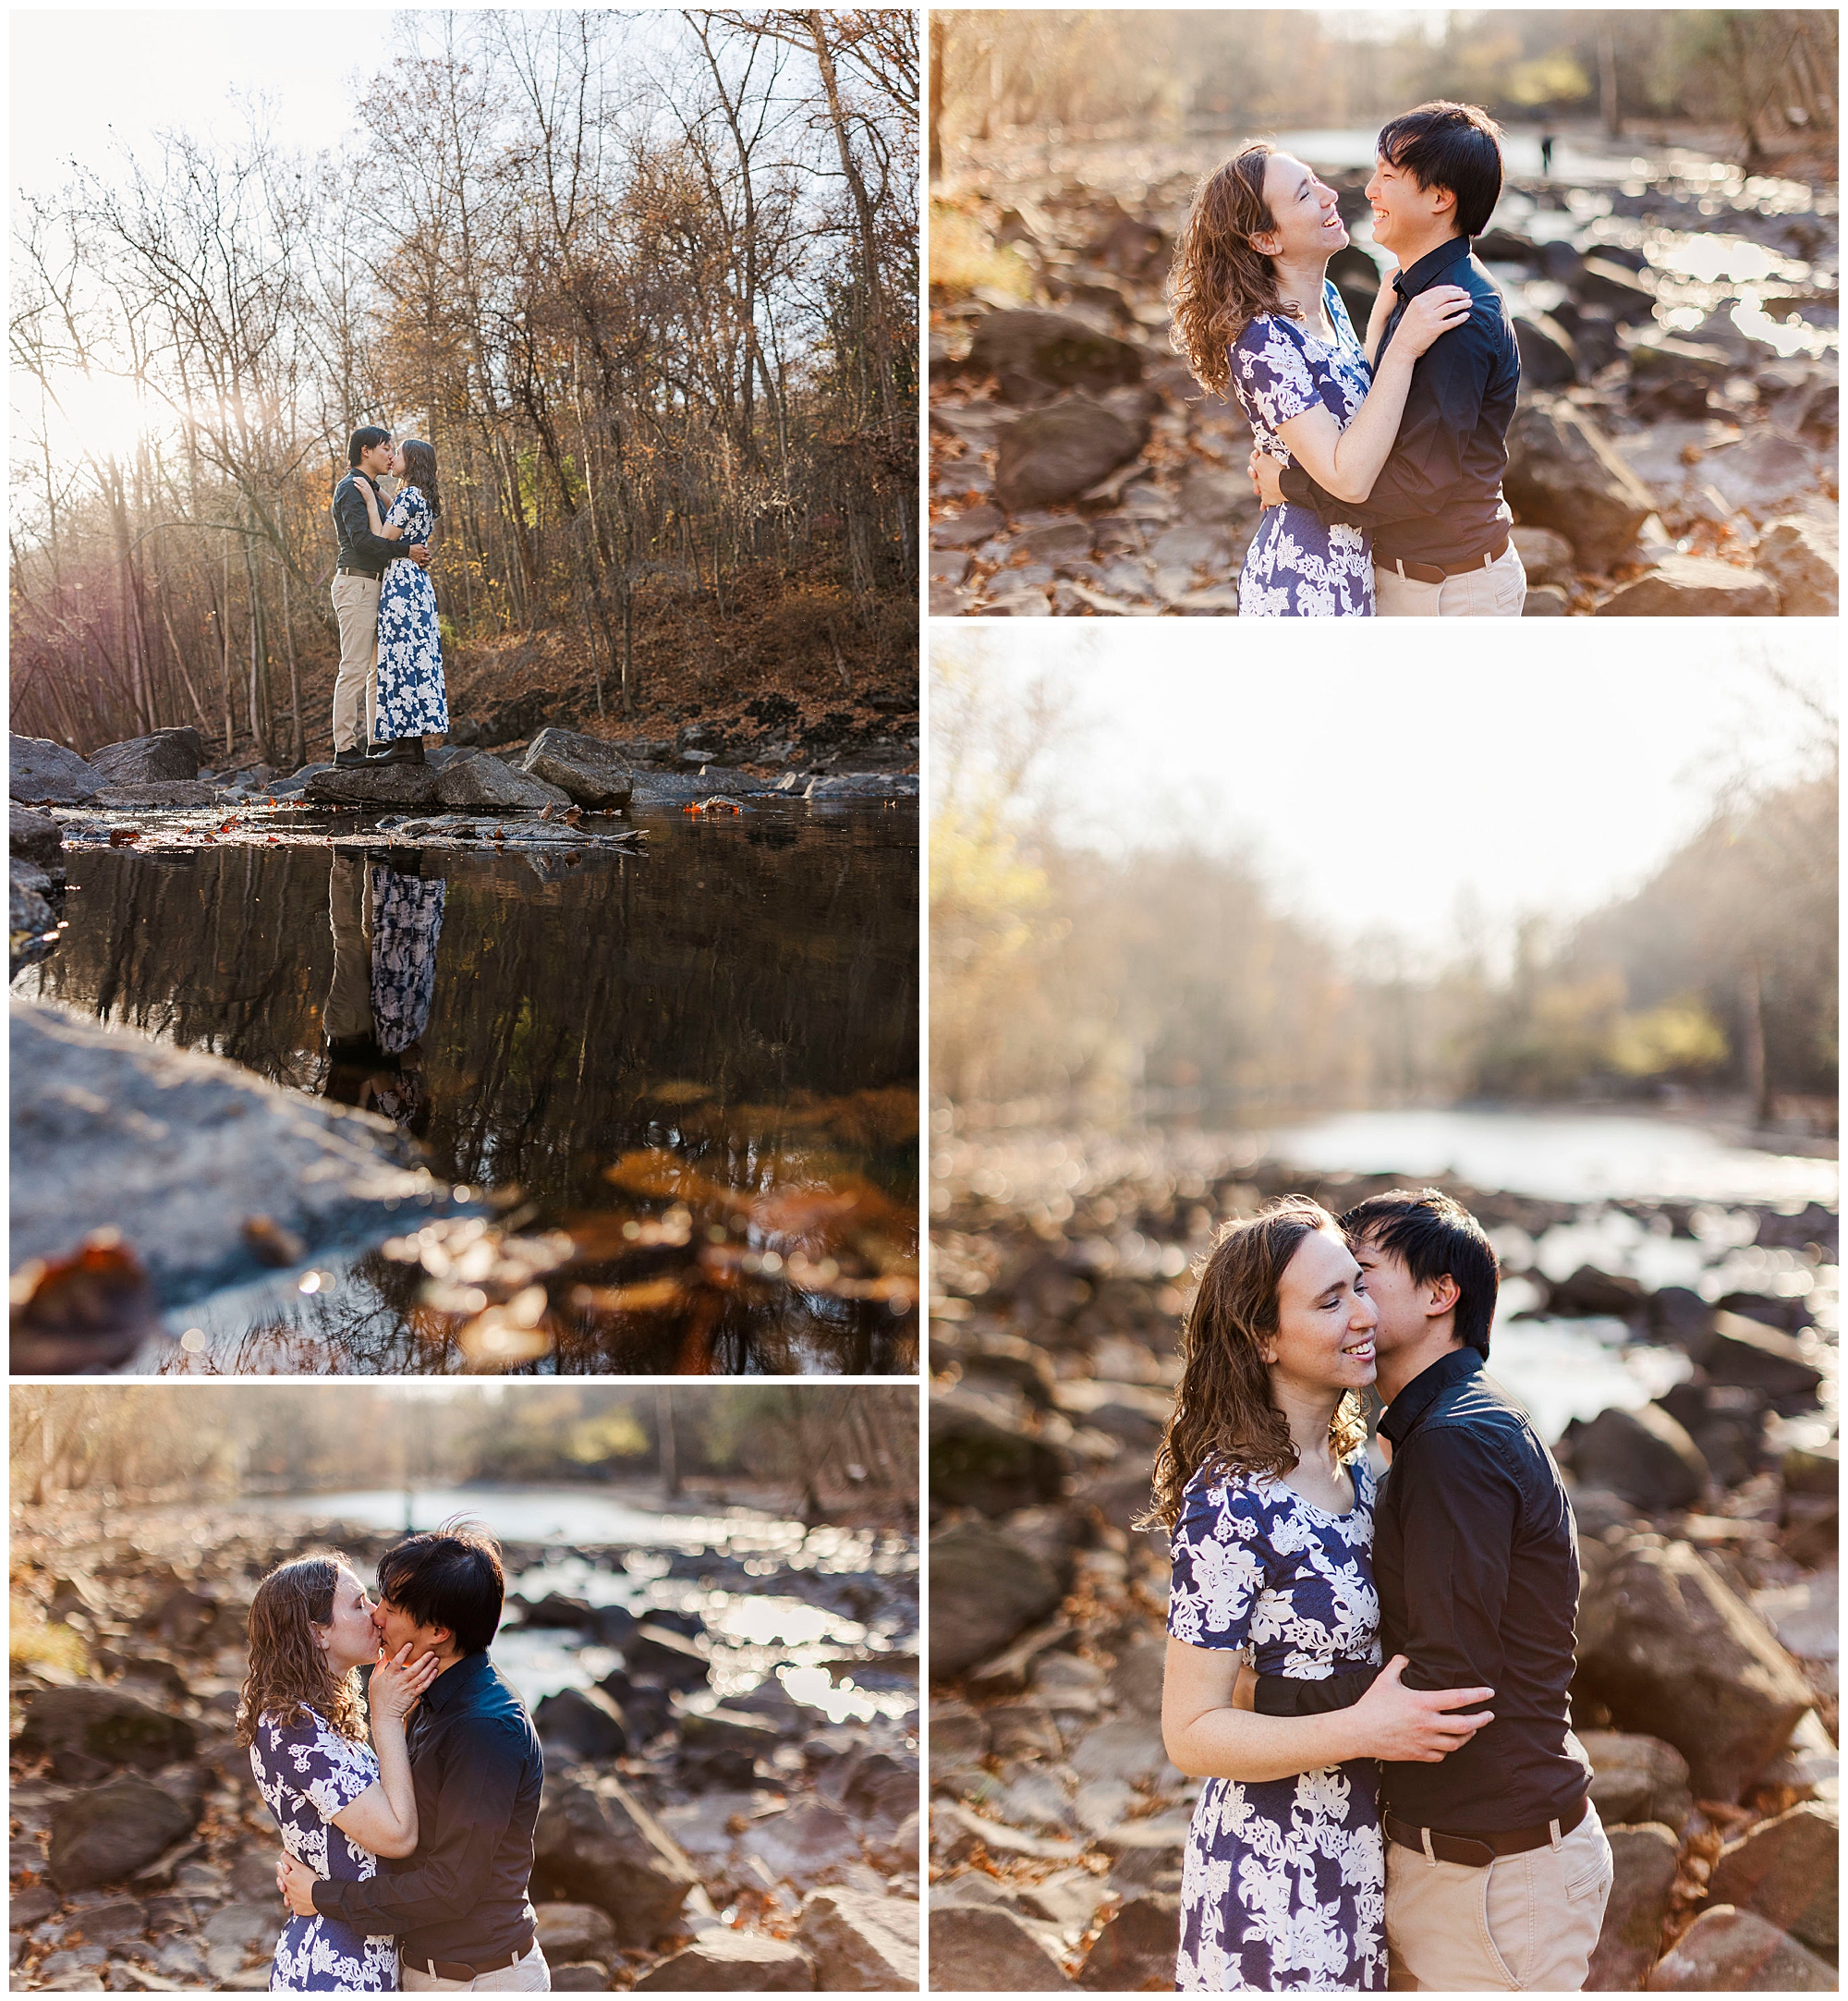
[328,1648,437,1858]
[359,480,407,543]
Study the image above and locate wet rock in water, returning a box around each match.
[1078,1890,1180,1989]
[635,1932,818,1989]
[1645,1905,1834,1990]
[968,311,1144,407]
[433,750,572,811]
[1504,399,1653,572]
[1657,1383,1768,1490]
[11,999,456,1328]
[10,856,59,975]
[1596,557,1778,616]
[626,1621,711,1690]
[93,779,234,808]
[533,1903,619,1964]
[1510,524,1575,587]
[1700,433,1816,523]
[1587,1822,1680,1990]
[88,730,202,785]
[930,1390,1070,1515]
[11,734,106,805]
[534,1685,629,1762]
[1648,1285,1715,1350]
[744,1797,863,1882]
[1513,312,1579,388]
[1708,1800,1838,1953]
[519,726,635,810]
[1575,1537,1812,1800]
[796,1886,920,1990]
[1549,1263,1647,1316]
[994,397,1151,513]
[930,1520,1067,1679]
[18,1687,197,1771]
[679,1707,781,1788]
[48,1774,200,1890]
[1698,1312,1824,1398]
[304,763,442,806]
[1581,1732,1694,1835]
[532,1775,701,1945]
[1565,1405,1709,1512]
[930,1904,1072,1990]
[12,805,66,870]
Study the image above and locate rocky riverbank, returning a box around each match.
[929,155,1838,616]
[9,1506,920,1991]
[927,1129,1838,1989]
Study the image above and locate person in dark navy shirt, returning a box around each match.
[1253,104,1528,616]
[1250,1190,1612,1989]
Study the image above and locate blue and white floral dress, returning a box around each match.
[374,485,448,740]
[1168,1458,1386,1993]
[249,1709,399,1991]
[369,864,445,1055]
[1232,281,1375,617]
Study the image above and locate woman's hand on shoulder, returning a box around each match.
[368,1642,441,1725]
[1352,1654,1494,1762]
[1391,286,1473,358]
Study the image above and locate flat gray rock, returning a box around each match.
[521,727,636,809]
[11,734,105,805]
[10,998,455,1331]
[12,806,65,867]
[91,781,234,809]
[304,763,442,807]
[433,750,573,811]
[89,730,201,785]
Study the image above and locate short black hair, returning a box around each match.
[1341,1188,1499,1357]
[1376,102,1505,239]
[376,1520,504,1654]
[348,425,391,468]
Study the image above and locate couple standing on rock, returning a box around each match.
[239,1523,552,1991]
[1155,1188,1613,1990]
[332,426,450,768]
[1172,103,1528,616]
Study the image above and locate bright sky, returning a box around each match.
[10,11,399,180]
[932,628,1836,957]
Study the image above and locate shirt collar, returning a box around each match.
[1380,1344,1483,1446]
[420,1649,492,1715]
[1394,234,1474,299]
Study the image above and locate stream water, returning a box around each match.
[20,801,918,1374]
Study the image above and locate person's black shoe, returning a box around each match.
[333,747,375,769]
[377,738,427,766]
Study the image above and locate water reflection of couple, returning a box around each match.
[1172,104,1527,616]
[1156,1190,1612,1991]
[239,1525,551,1991]
[324,852,446,1133]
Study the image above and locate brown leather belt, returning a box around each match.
[1385,1791,1587,1868]
[335,566,385,579]
[1379,536,1510,586]
[412,1934,534,1982]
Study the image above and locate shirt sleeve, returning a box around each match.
[1166,1476,1273,1652]
[263,1715,379,1821]
[335,481,412,563]
[1385,1423,1520,1695]
[314,1714,527,1935]
[1233,319,1320,444]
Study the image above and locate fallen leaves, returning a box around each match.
[10,1230,158,1373]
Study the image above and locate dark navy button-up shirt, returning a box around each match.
[1279,234,1520,567]
[1255,1346,1592,1834]
[314,1650,543,1966]
[333,471,415,578]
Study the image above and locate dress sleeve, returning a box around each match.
[384,486,418,539]
[267,1713,379,1822]
[1232,318,1321,438]
[1166,1476,1272,1651]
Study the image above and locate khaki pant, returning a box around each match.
[331,570,382,751]
[1385,1799,1612,1991]
[402,1942,551,1990]
[1375,539,1526,617]
[324,854,374,1043]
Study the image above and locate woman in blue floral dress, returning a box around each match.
[237,1554,439,1991]
[359,438,448,759]
[1151,1199,1496,1990]
[1169,144,1472,616]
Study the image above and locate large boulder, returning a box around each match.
[1076,1891,1180,1988]
[1510,524,1575,587]
[18,1686,196,1770]
[534,1685,628,1762]
[1645,1906,1834,1990]
[1575,1537,1812,1800]
[1581,1732,1694,1835]
[1699,1312,1825,1398]
[1707,1800,1837,1954]
[1574,257,1658,322]
[305,763,442,806]
[1505,400,1654,571]
[626,1621,711,1690]
[930,1390,1070,1516]
[930,1905,1071,1990]
[634,1933,817,1989]
[533,1905,618,1964]
[1587,1823,1680,1990]
[520,728,635,810]
[433,750,572,811]
[88,730,201,785]
[995,398,1150,513]
[1567,1405,1709,1512]
[48,1774,200,1890]
[1514,312,1578,389]
[11,734,106,804]
[968,311,1144,407]
[745,1797,864,1883]
[531,1775,701,1945]
[1700,433,1816,523]
[1596,558,1778,616]
[930,1520,1066,1680]
[1627,337,1734,413]
[796,1887,919,1990]
[12,806,65,869]
[1755,516,1838,616]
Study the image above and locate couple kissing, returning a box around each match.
[1155,1190,1613,1992]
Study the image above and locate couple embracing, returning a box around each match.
[1155,1190,1613,1992]
[237,1524,552,1991]
[330,426,450,767]
[1173,104,1526,617]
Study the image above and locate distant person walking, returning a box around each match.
[355,437,449,766]
[331,429,430,768]
[1539,130,1556,177]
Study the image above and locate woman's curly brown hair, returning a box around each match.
[1169,141,1303,397]
[399,438,441,520]
[235,1553,368,1749]
[1143,1197,1369,1535]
